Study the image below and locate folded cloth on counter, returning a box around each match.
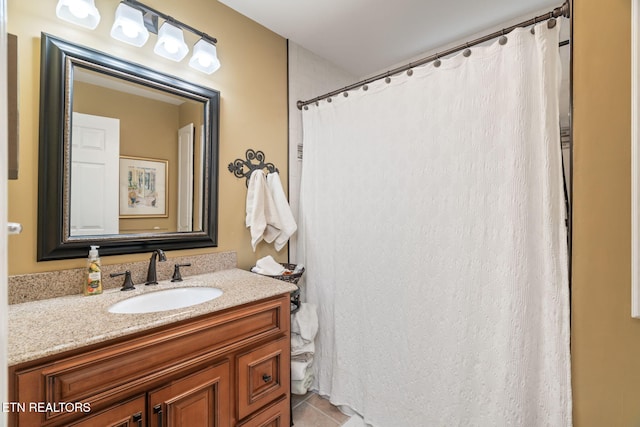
[291,369,314,395]
[266,172,297,252]
[251,255,286,276]
[246,170,281,251]
[291,303,318,343]
[291,357,314,381]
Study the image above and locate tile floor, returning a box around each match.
[292,392,351,426]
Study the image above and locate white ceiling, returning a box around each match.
[218,0,563,76]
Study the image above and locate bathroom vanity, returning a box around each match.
[7,269,296,426]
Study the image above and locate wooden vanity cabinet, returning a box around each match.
[8,294,291,427]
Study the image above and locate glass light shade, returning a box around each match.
[55,0,100,29]
[189,39,221,74]
[110,3,149,47]
[154,22,189,62]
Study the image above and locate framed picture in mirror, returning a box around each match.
[119,156,168,218]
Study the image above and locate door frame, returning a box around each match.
[1,0,10,421]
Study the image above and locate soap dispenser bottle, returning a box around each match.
[84,245,103,296]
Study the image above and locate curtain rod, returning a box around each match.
[297,1,570,110]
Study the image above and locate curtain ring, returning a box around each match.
[434,53,441,68]
[499,28,508,45]
[531,16,538,34]
[406,69,413,76]
[343,91,349,97]
[327,97,332,103]
[303,105,309,110]
[385,73,391,84]
[463,43,471,57]
[363,84,369,91]
[547,18,557,29]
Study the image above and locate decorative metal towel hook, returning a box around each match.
[228,149,279,187]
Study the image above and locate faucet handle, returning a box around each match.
[110,270,135,291]
[171,263,192,282]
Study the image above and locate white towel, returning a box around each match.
[291,352,314,363]
[291,369,314,395]
[251,255,286,275]
[246,170,281,251]
[291,303,318,343]
[291,357,313,381]
[291,336,315,356]
[266,172,297,251]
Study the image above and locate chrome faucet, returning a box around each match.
[145,249,167,285]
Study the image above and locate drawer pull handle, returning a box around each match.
[262,373,272,383]
[153,404,163,426]
[132,412,143,427]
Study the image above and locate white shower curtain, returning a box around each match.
[298,22,571,427]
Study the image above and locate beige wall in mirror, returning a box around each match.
[72,77,203,234]
[7,0,289,274]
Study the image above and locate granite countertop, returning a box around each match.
[8,268,297,366]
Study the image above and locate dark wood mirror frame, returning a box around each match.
[38,33,219,261]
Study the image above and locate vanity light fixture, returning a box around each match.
[189,38,221,74]
[55,0,101,29]
[56,0,220,74]
[154,21,189,62]
[113,0,220,72]
[110,2,149,47]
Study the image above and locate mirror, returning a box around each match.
[38,33,220,260]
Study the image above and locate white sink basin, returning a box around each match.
[108,287,223,314]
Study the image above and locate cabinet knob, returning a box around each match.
[153,404,163,426]
[132,412,143,427]
[262,373,272,383]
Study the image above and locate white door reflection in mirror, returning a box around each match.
[177,123,194,232]
[70,112,120,236]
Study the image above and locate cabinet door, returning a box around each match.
[148,361,230,427]
[68,395,145,427]
[237,337,290,420]
[237,396,289,427]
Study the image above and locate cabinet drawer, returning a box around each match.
[237,396,290,427]
[67,394,145,427]
[237,336,290,420]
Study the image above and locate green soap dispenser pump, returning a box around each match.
[84,245,103,296]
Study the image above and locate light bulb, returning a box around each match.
[69,2,90,19]
[163,39,180,54]
[197,55,212,68]
[189,39,220,74]
[154,22,188,61]
[110,3,149,47]
[120,22,139,39]
[56,0,100,29]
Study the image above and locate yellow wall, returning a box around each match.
[17,1,640,423]
[7,0,289,274]
[572,0,640,425]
